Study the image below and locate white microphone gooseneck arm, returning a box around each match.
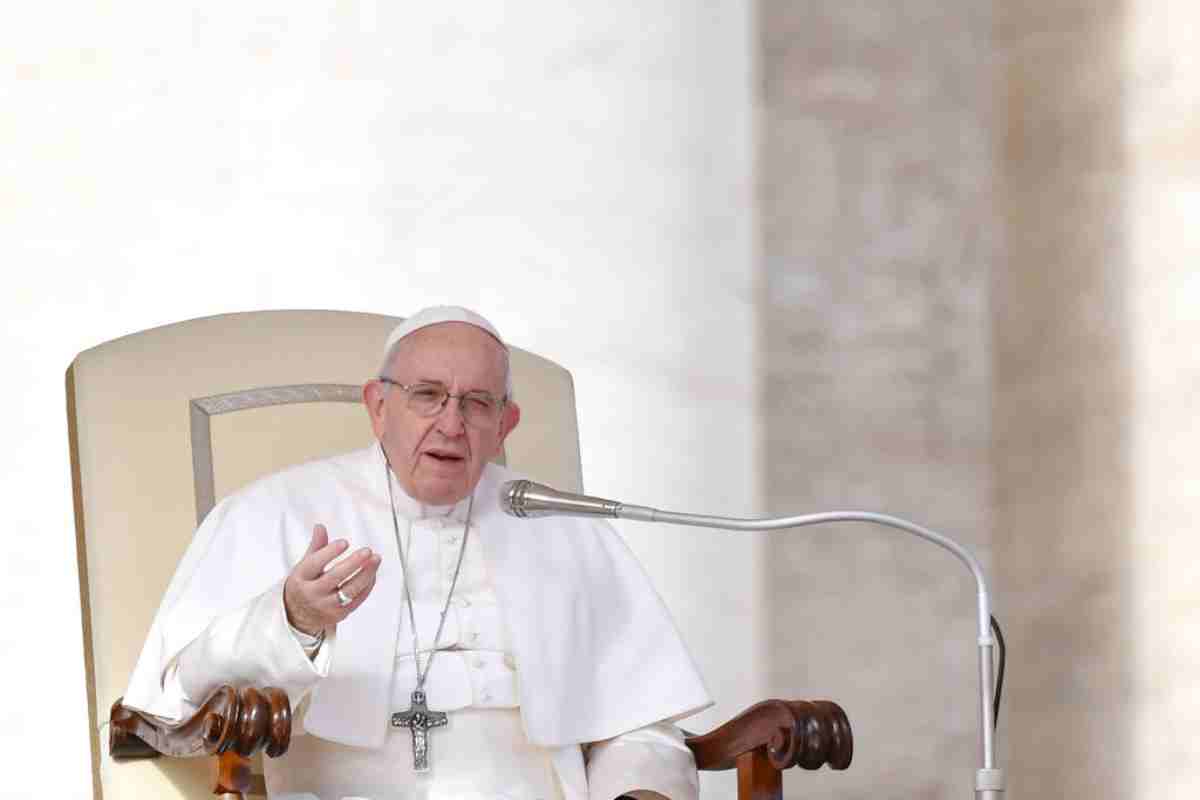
[501,480,1006,799]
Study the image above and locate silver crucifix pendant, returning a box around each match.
[390,689,448,772]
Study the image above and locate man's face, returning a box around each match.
[364,322,520,506]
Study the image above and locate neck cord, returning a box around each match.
[382,445,474,692]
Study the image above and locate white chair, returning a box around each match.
[67,310,850,800]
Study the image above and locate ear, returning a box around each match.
[497,400,521,448]
[362,379,388,438]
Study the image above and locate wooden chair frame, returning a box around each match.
[109,687,852,800]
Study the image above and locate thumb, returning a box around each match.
[307,523,329,555]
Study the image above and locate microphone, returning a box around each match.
[500,480,656,520]
[497,478,1006,799]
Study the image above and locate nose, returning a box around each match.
[433,395,467,436]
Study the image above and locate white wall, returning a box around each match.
[1127,3,1200,797]
[0,3,756,798]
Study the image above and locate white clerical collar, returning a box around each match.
[371,442,473,523]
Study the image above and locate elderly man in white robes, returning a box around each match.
[123,306,712,800]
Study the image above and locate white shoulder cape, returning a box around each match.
[124,444,711,748]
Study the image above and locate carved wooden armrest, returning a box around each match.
[684,699,852,800]
[110,686,291,798]
[108,690,847,800]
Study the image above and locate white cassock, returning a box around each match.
[123,443,712,800]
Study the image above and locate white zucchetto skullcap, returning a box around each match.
[382,305,507,360]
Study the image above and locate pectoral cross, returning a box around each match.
[390,689,447,772]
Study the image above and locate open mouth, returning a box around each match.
[423,450,466,464]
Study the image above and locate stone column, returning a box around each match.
[759,2,997,797]
[996,1,1200,798]
[994,2,1129,798]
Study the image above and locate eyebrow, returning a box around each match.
[415,379,499,395]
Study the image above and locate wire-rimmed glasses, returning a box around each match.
[378,378,506,428]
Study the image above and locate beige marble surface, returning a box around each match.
[994,5,1134,798]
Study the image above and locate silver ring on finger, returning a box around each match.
[336,588,353,607]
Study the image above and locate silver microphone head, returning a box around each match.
[500,479,534,517]
[500,480,622,519]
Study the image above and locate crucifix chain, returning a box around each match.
[382,445,473,772]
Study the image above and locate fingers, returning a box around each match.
[316,546,376,590]
[334,556,381,616]
[297,536,349,580]
[333,553,381,597]
[307,524,329,556]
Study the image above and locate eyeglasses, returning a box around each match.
[378,378,506,428]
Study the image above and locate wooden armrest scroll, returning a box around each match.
[109,686,292,761]
[684,699,852,772]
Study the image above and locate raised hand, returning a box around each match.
[283,524,382,636]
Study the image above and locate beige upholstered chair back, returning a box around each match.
[67,310,583,800]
